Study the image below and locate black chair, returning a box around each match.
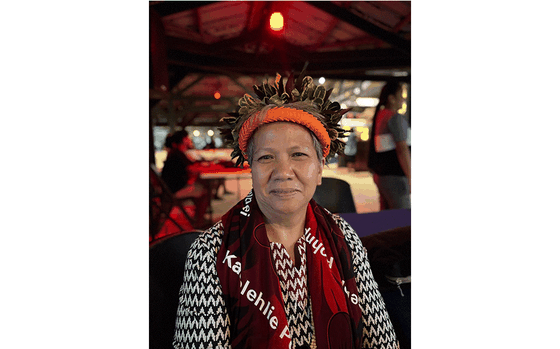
[313,177,357,214]
[150,164,197,241]
[361,226,411,349]
[150,231,202,349]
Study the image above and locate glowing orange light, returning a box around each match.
[214,91,221,100]
[269,12,284,31]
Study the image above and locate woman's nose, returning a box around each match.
[271,158,294,180]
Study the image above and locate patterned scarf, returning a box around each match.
[216,190,363,348]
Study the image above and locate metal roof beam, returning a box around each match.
[150,1,215,17]
[305,1,410,54]
[307,48,408,63]
[168,60,410,80]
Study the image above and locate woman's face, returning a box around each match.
[390,87,405,110]
[250,122,324,220]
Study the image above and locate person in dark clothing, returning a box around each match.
[161,130,210,228]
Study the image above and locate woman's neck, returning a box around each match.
[265,209,305,238]
[264,210,306,263]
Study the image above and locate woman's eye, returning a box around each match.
[293,152,307,158]
[257,155,273,161]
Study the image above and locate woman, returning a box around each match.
[367,82,411,210]
[173,73,400,348]
[161,130,210,228]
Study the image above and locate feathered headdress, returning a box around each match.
[220,66,351,168]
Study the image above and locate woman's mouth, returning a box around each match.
[270,189,298,197]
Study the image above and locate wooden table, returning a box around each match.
[195,164,252,221]
[189,148,234,162]
[198,165,251,198]
[198,165,251,180]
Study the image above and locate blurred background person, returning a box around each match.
[161,130,210,228]
[163,132,173,151]
[367,82,411,210]
[343,129,358,169]
[203,136,217,149]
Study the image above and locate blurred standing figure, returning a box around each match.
[164,132,174,151]
[367,82,411,209]
[161,130,210,228]
[343,129,358,168]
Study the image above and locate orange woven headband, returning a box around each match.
[238,107,331,159]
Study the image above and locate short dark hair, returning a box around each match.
[167,130,189,147]
[378,81,402,108]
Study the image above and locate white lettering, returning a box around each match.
[305,233,315,244]
[254,292,266,311]
[223,249,236,267]
[241,279,249,295]
[280,325,291,339]
[342,280,350,298]
[304,227,333,269]
[342,280,360,305]
[224,247,283,333]
[327,256,333,269]
[311,239,323,255]
[232,261,242,275]
[247,289,257,302]
[240,191,254,216]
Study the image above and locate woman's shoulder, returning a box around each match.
[376,108,396,122]
[387,112,408,127]
[189,221,225,257]
[328,213,362,246]
[329,213,354,233]
[329,212,370,257]
[328,213,369,270]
